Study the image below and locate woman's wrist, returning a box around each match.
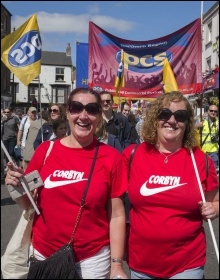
[111,258,123,264]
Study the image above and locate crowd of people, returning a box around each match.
[1,104,69,172]
[2,88,219,279]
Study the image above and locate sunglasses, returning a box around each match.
[101,99,111,104]
[4,111,10,113]
[158,108,189,122]
[209,110,218,113]
[68,101,100,115]
[49,109,59,113]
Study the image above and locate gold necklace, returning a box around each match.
[159,148,181,164]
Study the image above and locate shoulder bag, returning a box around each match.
[27,143,99,279]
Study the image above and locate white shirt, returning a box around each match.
[19,116,31,148]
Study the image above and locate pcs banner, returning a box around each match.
[88,19,202,98]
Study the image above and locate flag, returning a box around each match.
[114,49,125,96]
[1,14,41,86]
[163,58,178,93]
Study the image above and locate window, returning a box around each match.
[207,22,212,42]
[57,88,65,103]
[56,68,65,81]
[51,87,65,103]
[2,14,7,33]
[29,86,39,102]
[206,57,212,73]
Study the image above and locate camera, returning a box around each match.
[211,134,219,143]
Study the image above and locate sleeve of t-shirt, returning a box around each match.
[24,141,51,175]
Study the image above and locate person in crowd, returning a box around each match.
[100,91,133,152]
[127,113,140,144]
[131,108,140,123]
[135,107,149,142]
[5,87,128,279]
[212,64,219,74]
[51,118,68,140]
[196,104,219,170]
[14,109,25,122]
[17,107,37,169]
[2,107,20,169]
[33,103,67,149]
[121,102,131,118]
[122,91,219,279]
[22,110,49,170]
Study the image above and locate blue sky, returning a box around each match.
[2,1,217,65]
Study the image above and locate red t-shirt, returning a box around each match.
[25,138,127,261]
[122,143,218,278]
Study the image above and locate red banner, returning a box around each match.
[88,19,202,99]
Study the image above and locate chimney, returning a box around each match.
[66,43,71,56]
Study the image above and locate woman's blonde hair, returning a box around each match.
[142,91,199,149]
[95,116,108,140]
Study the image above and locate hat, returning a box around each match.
[29,107,37,112]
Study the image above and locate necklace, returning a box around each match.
[159,148,181,163]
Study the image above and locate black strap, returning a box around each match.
[69,143,99,244]
[128,143,140,179]
[81,143,99,206]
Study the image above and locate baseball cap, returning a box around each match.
[29,107,37,112]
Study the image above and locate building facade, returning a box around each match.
[11,49,73,112]
[1,3,12,109]
[202,1,219,102]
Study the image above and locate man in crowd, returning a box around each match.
[100,91,133,152]
[121,101,131,117]
[197,104,219,171]
[17,107,37,169]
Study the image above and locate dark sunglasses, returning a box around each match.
[68,101,100,115]
[101,99,111,104]
[209,110,218,113]
[158,108,189,122]
[49,109,59,113]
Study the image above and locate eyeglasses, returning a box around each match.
[49,109,59,113]
[101,99,111,104]
[68,101,100,115]
[158,108,189,122]
[209,110,218,113]
[4,111,10,113]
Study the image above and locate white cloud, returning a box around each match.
[11,11,136,35]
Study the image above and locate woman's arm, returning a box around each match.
[199,188,219,221]
[108,197,128,279]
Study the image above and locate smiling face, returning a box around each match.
[157,100,187,151]
[100,92,113,113]
[122,104,130,117]
[67,92,101,146]
[49,105,60,120]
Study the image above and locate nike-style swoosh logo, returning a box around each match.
[140,181,186,196]
[44,175,87,189]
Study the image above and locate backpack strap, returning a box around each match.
[43,141,54,165]
[128,143,140,179]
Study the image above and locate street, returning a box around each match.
[1,182,219,279]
